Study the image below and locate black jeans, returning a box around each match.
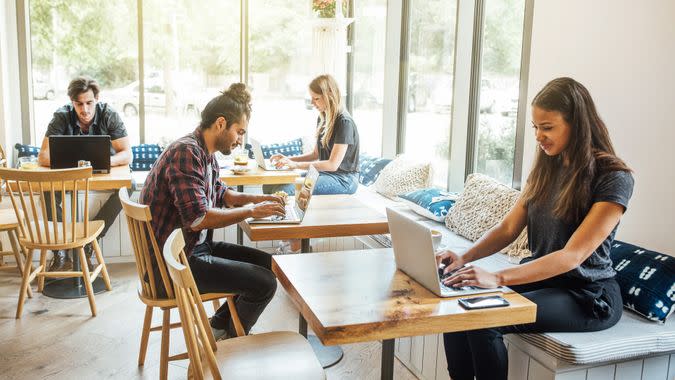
[443,276,623,380]
[188,241,277,336]
[44,190,125,239]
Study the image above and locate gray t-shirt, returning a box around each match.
[526,170,634,282]
[46,102,127,156]
[316,110,360,173]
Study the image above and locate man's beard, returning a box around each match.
[217,133,234,155]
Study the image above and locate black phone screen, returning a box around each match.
[458,295,510,310]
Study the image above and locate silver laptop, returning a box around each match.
[386,207,506,297]
[249,137,289,171]
[249,166,319,224]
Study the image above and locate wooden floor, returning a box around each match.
[0,263,417,380]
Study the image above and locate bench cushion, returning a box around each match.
[260,138,303,159]
[514,312,675,365]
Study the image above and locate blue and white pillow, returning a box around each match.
[130,144,163,171]
[399,188,459,222]
[14,143,40,158]
[260,138,303,159]
[611,241,675,322]
[359,155,392,186]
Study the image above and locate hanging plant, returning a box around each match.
[312,0,347,18]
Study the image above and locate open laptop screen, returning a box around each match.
[49,135,111,173]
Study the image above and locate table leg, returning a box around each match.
[381,339,395,380]
[299,238,343,368]
[236,185,244,245]
[43,190,105,299]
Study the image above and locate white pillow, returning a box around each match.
[373,155,433,199]
[444,173,531,259]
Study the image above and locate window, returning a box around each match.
[247,0,316,145]
[351,0,387,156]
[141,0,240,146]
[402,0,458,188]
[29,0,139,143]
[474,0,526,185]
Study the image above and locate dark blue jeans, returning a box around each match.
[443,276,623,380]
[188,241,277,336]
[263,171,358,195]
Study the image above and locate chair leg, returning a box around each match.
[160,309,171,380]
[15,247,35,319]
[78,247,97,317]
[37,249,47,292]
[8,229,23,276]
[138,305,153,366]
[92,238,112,291]
[9,229,32,298]
[211,299,220,311]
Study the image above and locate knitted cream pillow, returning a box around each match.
[373,155,433,199]
[445,173,531,259]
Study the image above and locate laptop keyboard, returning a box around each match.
[270,205,298,221]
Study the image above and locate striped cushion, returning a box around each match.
[513,312,675,364]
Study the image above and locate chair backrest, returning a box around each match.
[0,167,92,247]
[118,187,174,299]
[163,229,220,380]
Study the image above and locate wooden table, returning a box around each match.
[240,194,390,367]
[240,194,389,250]
[33,166,133,298]
[273,249,537,380]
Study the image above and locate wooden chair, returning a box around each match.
[163,228,325,380]
[119,188,244,380]
[0,145,31,282]
[0,166,112,318]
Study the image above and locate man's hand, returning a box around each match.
[253,194,285,205]
[436,249,465,274]
[248,201,286,219]
[442,265,501,289]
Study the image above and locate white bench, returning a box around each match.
[352,185,675,380]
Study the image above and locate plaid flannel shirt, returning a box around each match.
[140,129,228,257]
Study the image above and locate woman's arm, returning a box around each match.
[445,201,626,288]
[277,143,348,172]
[290,145,319,162]
[439,197,528,272]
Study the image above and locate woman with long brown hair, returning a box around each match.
[265,74,360,253]
[437,77,634,380]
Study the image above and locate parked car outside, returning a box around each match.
[33,79,55,100]
[106,80,200,117]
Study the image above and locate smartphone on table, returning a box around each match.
[458,295,510,310]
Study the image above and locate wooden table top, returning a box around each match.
[219,162,299,186]
[272,249,537,346]
[240,194,389,241]
[10,165,133,192]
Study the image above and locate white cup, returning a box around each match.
[430,229,442,252]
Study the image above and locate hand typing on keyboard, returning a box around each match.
[249,200,286,219]
[440,262,502,289]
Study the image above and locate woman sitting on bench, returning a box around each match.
[437,77,634,380]
[264,74,360,254]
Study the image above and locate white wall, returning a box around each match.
[0,0,22,164]
[524,0,675,254]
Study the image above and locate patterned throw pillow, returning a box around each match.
[14,143,40,158]
[611,241,675,322]
[373,155,433,199]
[445,173,531,259]
[359,154,392,186]
[260,138,303,159]
[399,188,459,222]
[130,144,163,171]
